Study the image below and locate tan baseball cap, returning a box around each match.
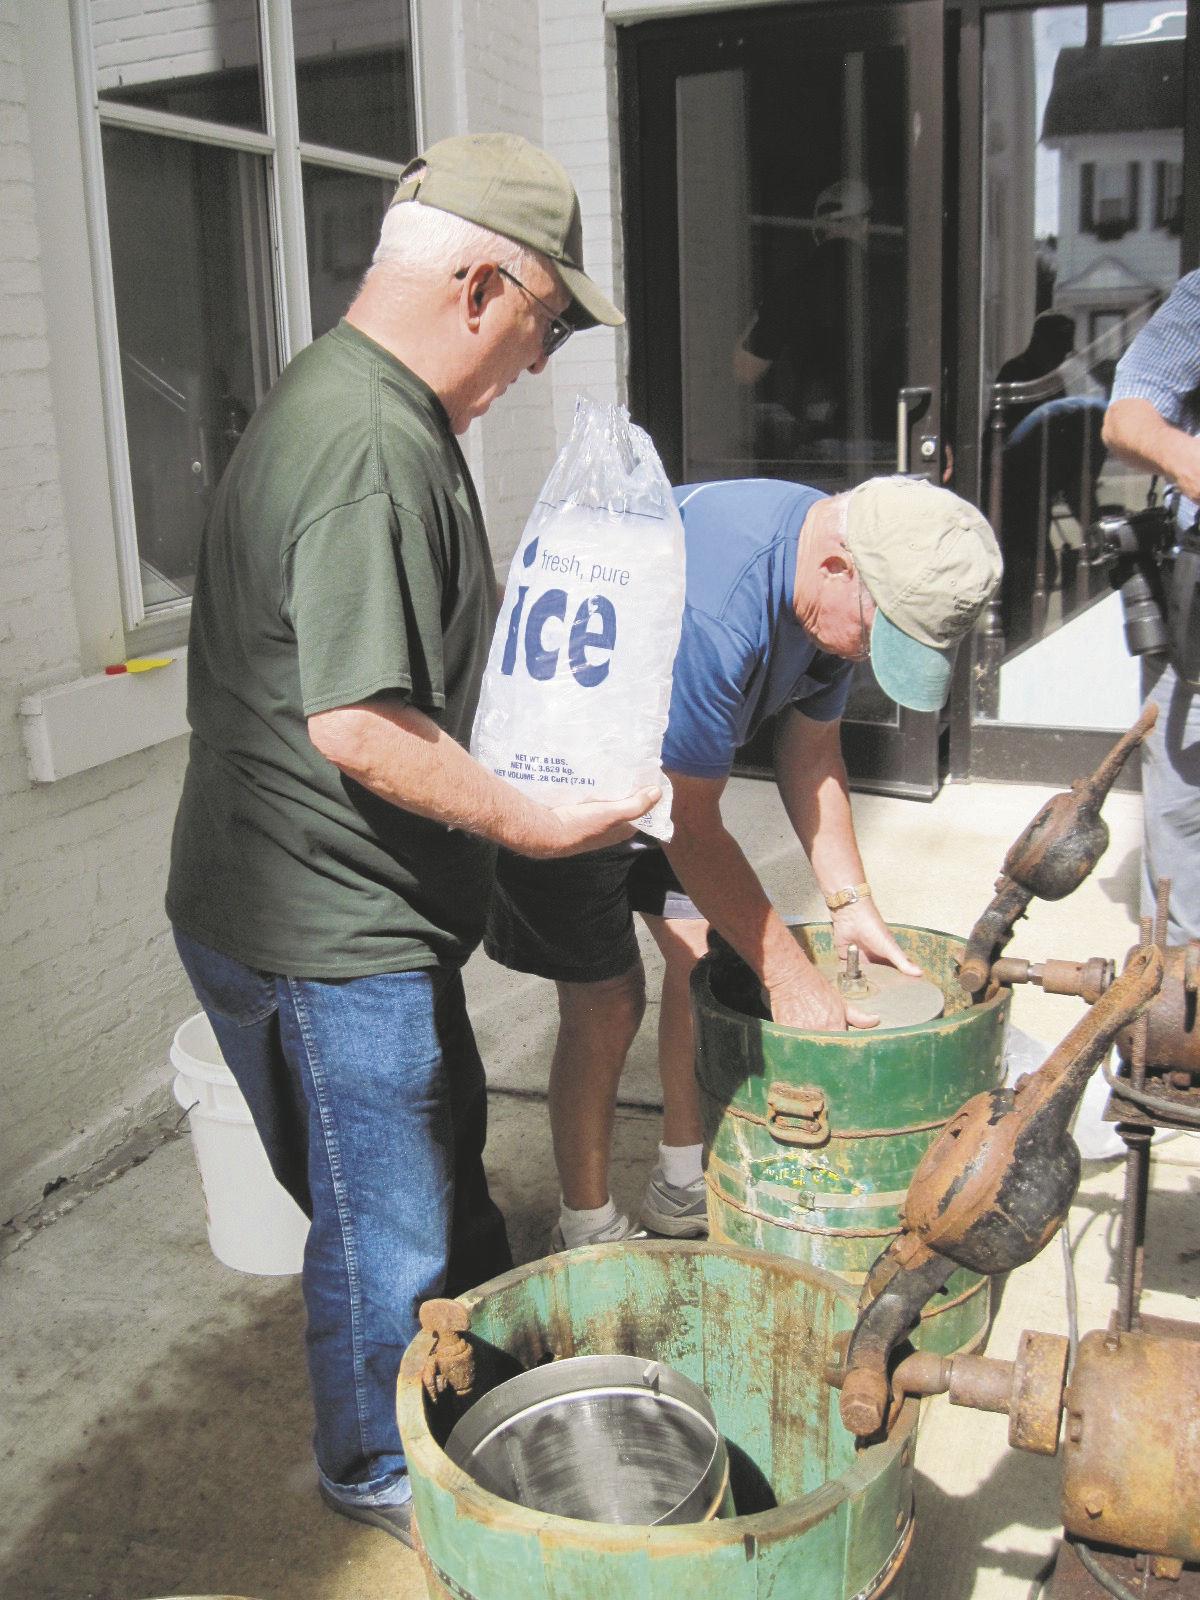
[390,132,623,331]
[845,476,1003,712]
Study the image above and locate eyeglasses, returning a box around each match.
[851,573,873,662]
[497,266,574,357]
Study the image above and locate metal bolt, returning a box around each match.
[1067,1412,1084,1445]
[919,437,937,460]
[840,1369,889,1438]
[838,943,872,998]
[1083,1488,1105,1519]
[191,460,203,476]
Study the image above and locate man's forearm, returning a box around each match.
[310,699,544,843]
[1103,398,1200,502]
[664,816,809,994]
[774,713,866,897]
[308,698,648,859]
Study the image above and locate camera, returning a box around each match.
[1086,502,1200,689]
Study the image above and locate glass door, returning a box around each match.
[619,1,948,796]
[967,0,1190,785]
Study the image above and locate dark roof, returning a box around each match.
[1041,40,1184,139]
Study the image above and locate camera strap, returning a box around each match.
[1165,503,1200,691]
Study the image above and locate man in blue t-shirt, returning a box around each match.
[486,475,1002,1249]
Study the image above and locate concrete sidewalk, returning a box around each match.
[5,774,1195,1600]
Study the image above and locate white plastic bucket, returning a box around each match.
[171,1011,309,1276]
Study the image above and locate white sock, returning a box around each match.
[658,1141,703,1189]
[559,1197,617,1246]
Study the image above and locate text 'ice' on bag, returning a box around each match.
[471,396,686,841]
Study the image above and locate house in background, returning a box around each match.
[1043,38,1185,353]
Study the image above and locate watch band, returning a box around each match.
[823,881,872,911]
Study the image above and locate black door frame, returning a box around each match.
[618,0,1200,795]
[618,0,951,799]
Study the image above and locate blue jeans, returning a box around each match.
[1141,659,1200,943]
[172,928,511,1506]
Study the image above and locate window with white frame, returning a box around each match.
[76,0,416,625]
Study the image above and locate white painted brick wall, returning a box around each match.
[0,3,192,1222]
[460,0,633,566]
[540,0,625,443]
[461,0,562,569]
[91,0,403,91]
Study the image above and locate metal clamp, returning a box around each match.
[766,1082,829,1146]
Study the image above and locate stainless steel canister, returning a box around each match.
[444,1353,731,1525]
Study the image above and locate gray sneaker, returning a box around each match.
[319,1478,415,1549]
[549,1209,647,1251]
[640,1171,709,1238]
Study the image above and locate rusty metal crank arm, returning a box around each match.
[835,946,1163,1439]
[958,704,1157,998]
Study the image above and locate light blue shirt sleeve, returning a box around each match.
[1110,270,1200,429]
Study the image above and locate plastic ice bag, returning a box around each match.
[471,397,686,841]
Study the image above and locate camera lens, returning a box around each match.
[1119,567,1169,656]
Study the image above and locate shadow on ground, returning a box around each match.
[1067,1163,1200,1298]
[909,1446,1063,1600]
[0,1278,404,1600]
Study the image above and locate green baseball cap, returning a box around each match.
[390,132,623,331]
[845,476,1003,713]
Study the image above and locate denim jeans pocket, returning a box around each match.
[172,926,279,1028]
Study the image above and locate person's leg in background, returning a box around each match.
[630,852,710,1239]
[486,844,650,1250]
[549,964,647,1245]
[1140,658,1200,944]
[638,912,710,1238]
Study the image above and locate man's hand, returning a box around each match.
[765,963,879,1031]
[830,899,923,977]
[529,788,661,858]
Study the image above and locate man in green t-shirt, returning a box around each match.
[166,134,655,1547]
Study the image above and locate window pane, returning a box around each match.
[676,46,908,499]
[304,165,394,337]
[101,127,278,606]
[291,1,416,161]
[91,0,266,134]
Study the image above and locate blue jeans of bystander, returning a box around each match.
[1141,659,1200,944]
[172,928,511,1508]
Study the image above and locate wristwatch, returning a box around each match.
[823,881,872,911]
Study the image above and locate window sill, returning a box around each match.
[19,651,188,783]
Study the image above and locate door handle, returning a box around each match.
[896,385,933,473]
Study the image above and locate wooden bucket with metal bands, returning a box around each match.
[399,1241,917,1600]
[693,923,1009,1357]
